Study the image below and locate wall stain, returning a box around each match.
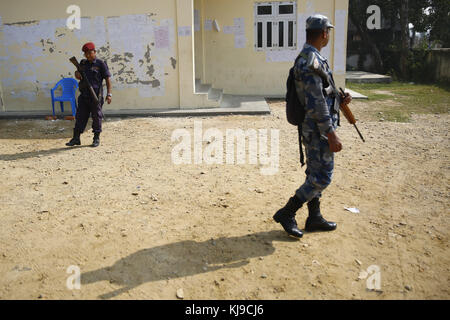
[116,62,127,75]
[146,65,155,77]
[144,45,151,63]
[107,46,162,87]
[125,79,139,85]
[170,57,177,69]
[40,38,56,54]
[111,54,122,63]
[4,20,38,26]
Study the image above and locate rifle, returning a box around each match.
[69,56,99,105]
[305,52,365,142]
[339,88,365,142]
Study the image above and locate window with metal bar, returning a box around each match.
[254,1,297,51]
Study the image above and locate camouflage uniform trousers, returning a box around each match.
[295,127,334,203]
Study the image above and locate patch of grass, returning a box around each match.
[377,109,411,123]
[347,81,450,122]
[366,93,394,100]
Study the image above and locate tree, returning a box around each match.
[348,0,386,71]
[427,0,450,47]
[400,0,410,76]
[348,0,443,75]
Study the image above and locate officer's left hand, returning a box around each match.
[106,96,112,104]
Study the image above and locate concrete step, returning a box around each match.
[344,88,368,100]
[195,79,269,113]
[346,71,392,83]
[195,78,224,103]
[219,94,268,109]
[0,105,271,119]
[220,94,241,108]
[194,78,212,94]
[208,87,223,101]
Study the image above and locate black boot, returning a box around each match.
[305,197,337,232]
[66,129,81,146]
[92,132,100,147]
[273,196,304,238]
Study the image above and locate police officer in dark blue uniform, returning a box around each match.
[66,42,112,147]
[273,15,352,238]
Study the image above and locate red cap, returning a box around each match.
[82,42,96,53]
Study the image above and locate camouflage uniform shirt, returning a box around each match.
[294,43,339,138]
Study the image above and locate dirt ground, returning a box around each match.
[0,98,449,300]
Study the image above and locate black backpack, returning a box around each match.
[285,54,306,166]
[286,55,305,126]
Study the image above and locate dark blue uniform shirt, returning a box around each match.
[79,58,111,96]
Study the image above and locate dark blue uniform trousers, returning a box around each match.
[74,92,104,134]
[295,129,334,203]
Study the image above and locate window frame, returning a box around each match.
[254,1,297,51]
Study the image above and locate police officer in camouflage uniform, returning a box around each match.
[274,14,352,238]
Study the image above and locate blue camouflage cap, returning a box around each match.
[306,14,334,30]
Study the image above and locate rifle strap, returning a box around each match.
[298,125,305,167]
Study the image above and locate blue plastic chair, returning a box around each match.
[51,78,78,117]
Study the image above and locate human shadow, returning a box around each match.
[0,119,76,140]
[81,230,297,299]
[0,145,91,161]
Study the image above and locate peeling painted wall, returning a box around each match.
[0,0,180,112]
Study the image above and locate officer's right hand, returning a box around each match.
[339,92,352,106]
[327,130,343,153]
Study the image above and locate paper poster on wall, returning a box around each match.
[194,9,200,32]
[204,19,213,31]
[235,35,246,48]
[155,25,170,49]
[233,17,246,48]
[233,17,245,35]
[334,10,347,74]
[223,26,235,34]
[266,50,298,62]
[178,26,192,37]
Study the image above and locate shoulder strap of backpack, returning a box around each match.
[298,125,305,167]
[294,52,306,167]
